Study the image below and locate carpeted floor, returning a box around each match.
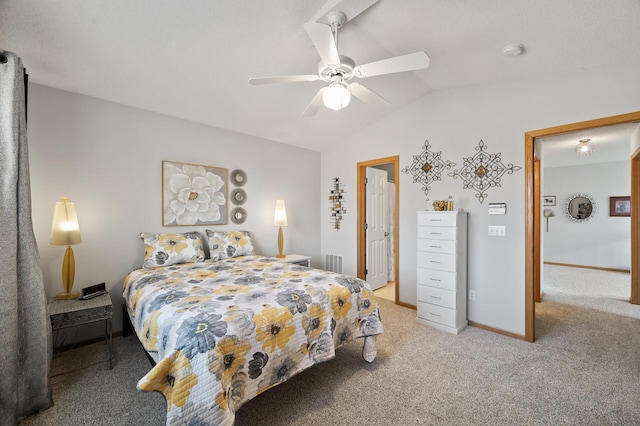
[21,288,640,425]
[542,264,639,319]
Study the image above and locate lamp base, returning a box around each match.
[275,254,286,259]
[55,291,80,300]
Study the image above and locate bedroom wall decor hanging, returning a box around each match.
[230,207,247,224]
[401,139,456,201]
[564,193,597,222]
[329,177,346,230]
[230,169,248,223]
[448,140,522,204]
[162,160,228,226]
[609,196,630,217]
[231,188,247,205]
[230,169,247,186]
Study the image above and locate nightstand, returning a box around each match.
[277,254,311,267]
[48,292,113,369]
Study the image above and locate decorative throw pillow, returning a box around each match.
[206,230,255,261]
[140,232,205,269]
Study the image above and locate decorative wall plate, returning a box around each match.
[230,207,247,224]
[230,169,247,187]
[231,188,247,205]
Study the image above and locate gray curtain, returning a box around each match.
[0,50,53,423]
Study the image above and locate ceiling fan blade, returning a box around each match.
[304,21,340,66]
[353,51,431,78]
[249,75,319,85]
[302,87,327,117]
[349,83,390,107]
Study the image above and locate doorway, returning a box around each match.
[524,112,640,342]
[357,156,400,304]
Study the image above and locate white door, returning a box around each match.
[366,167,388,290]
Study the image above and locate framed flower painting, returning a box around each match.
[162,161,228,226]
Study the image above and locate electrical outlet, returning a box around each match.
[488,225,506,237]
[469,290,476,301]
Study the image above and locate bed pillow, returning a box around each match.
[206,230,255,261]
[140,232,206,269]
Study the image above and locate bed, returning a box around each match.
[122,231,383,425]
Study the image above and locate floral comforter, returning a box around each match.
[123,256,383,425]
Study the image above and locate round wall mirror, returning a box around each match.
[565,193,597,222]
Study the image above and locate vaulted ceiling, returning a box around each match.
[2,0,640,152]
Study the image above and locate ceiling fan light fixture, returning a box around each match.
[575,138,594,156]
[323,81,351,110]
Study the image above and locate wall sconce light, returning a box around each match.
[543,209,555,232]
[575,138,594,156]
[50,197,82,299]
[273,199,287,258]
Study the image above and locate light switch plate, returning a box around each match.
[488,225,506,236]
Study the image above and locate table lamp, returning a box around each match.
[50,197,82,299]
[273,199,287,258]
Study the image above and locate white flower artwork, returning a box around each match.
[162,161,228,226]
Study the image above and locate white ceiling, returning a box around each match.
[2,0,640,152]
[540,123,640,168]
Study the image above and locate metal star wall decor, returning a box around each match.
[401,139,456,200]
[448,140,522,203]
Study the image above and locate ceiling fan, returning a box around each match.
[248,11,431,116]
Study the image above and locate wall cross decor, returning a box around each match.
[448,140,522,203]
[401,139,456,200]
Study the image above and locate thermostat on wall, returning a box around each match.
[488,203,507,215]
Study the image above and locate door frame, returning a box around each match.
[524,111,640,342]
[357,156,401,305]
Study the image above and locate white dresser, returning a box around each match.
[416,211,468,334]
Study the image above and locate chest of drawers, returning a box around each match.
[416,211,468,334]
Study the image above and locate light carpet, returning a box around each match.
[543,264,640,319]
[20,296,640,425]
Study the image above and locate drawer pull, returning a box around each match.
[429,245,441,248]
[429,312,441,317]
[429,278,441,282]
[429,260,441,264]
[429,295,442,300]
[429,219,442,222]
[429,232,442,235]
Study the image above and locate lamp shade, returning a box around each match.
[322,82,351,111]
[273,199,288,226]
[50,197,82,246]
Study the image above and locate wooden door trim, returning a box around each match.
[631,147,640,304]
[525,112,640,342]
[357,156,401,304]
[534,156,541,303]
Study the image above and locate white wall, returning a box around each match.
[28,84,321,339]
[543,161,630,270]
[632,126,640,154]
[321,63,640,336]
